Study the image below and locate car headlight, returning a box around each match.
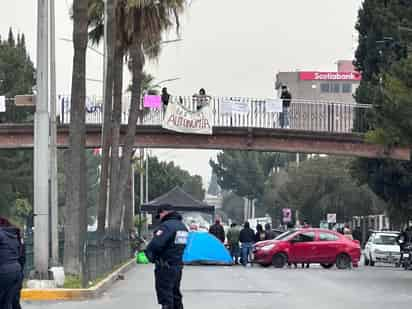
[261,244,275,252]
[374,249,385,254]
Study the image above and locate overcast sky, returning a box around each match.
[0,0,363,188]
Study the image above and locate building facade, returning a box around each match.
[275,60,361,103]
[274,61,362,132]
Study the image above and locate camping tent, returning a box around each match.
[183,232,233,265]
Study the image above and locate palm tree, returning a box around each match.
[87,0,185,236]
[64,0,89,277]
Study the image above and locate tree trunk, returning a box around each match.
[108,42,124,236]
[116,37,145,214]
[123,167,134,234]
[97,0,117,235]
[64,0,88,276]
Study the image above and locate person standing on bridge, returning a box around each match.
[193,88,211,111]
[145,204,189,309]
[280,85,292,128]
[161,87,171,113]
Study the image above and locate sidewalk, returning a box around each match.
[22,259,135,301]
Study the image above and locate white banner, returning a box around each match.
[221,98,251,114]
[162,102,213,135]
[266,98,283,113]
[0,96,5,112]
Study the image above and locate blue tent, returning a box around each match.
[183,232,233,265]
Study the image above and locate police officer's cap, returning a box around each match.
[155,204,174,219]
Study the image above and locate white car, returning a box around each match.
[364,231,401,266]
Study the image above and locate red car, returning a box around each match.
[253,228,361,269]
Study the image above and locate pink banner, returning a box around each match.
[299,71,361,81]
[144,95,162,108]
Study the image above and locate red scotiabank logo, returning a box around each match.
[299,71,362,81]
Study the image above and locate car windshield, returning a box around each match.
[274,230,296,240]
[373,235,398,245]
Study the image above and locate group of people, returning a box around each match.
[160,85,293,126]
[160,87,211,112]
[208,219,275,266]
[0,216,24,309]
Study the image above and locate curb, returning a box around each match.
[22,259,136,301]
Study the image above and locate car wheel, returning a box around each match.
[272,253,287,268]
[320,263,334,269]
[336,253,352,270]
[364,255,370,266]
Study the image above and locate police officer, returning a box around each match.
[0,217,24,309]
[145,204,189,309]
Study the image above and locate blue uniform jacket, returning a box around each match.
[145,212,188,266]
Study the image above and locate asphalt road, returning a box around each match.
[23,264,412,309]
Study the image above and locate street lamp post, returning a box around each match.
[34,0,50,278]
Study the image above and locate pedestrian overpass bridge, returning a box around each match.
[0,96,409,160]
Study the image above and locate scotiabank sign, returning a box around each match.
[299,71,362,81]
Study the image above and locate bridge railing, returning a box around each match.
[3,95,370,134]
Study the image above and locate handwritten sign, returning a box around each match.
[266,98,283,113]
[221,98,251,114]
[144,95,161,109]
[162,102,213,135]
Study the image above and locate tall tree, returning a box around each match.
[135,156,205,207]
[64,0,89,276]
[352,0,412,228]
[271,157,384,226]
[0,29,35,227]
[210,151,282,201]
[87,0,186,236]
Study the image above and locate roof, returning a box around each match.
[141,186,215,213]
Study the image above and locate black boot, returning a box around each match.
[161,306,173,309]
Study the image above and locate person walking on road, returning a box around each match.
[209,219,225,243]
[255,224,266,242]
[264,223,275,240]
[145,205,189,309]
[239,222,255,266]
[227,223,241,264]
[0,217,24,309]
[343,224,354,241]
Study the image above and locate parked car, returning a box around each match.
[364,231,400,266]
[253,228,361,269]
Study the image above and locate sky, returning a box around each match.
[0,0,363,188]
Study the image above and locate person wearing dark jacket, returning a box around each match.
[0,218,23,309]
[145,205,189,309]
[280,85,292,128]
[209,219,225,243]
[239,222,255,266]
[264,223,275,240]
[255,224,266,242]
[161,87,170,113]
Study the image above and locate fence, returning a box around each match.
[24,232,134,283]
[57,95,373,134]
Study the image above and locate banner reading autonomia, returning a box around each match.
[162,102,213,135]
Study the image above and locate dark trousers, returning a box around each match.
[155,265,184,309]
[0,271,22,309]
[229,244,240,264]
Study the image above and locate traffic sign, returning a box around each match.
[327,213,337,224]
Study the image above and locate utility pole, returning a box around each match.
[49,0,59,266]
[34,0,50,277]
[145,150,149,203]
